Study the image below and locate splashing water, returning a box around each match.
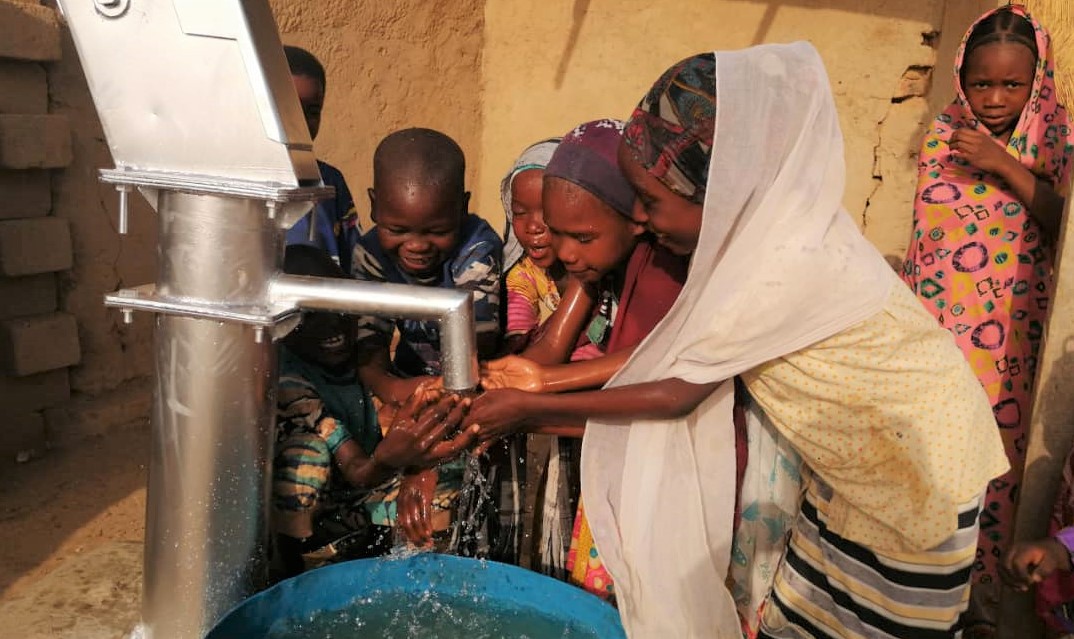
[448,452,493,557]
[263,590,595,639]
[382,542,429,561]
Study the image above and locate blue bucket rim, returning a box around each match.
[207,552,625,638]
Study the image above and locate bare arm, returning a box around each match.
[356,339,435,406]
[521,278,597,365]
[990,153,1064,239]
[464,378,722,440]
[539,347,635,393]
[334,439,396,487]
[527,424,587,438]
[337,392,476,487]
[481,348,634,394]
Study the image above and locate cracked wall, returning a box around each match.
[859,1,998,267]
[477,0,996,268]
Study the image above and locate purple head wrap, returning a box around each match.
[544,118,635,217]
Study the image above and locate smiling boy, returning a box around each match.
[351,128,503,405]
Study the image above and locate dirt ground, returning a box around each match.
[0,419,552,638]
[0,422,147,597]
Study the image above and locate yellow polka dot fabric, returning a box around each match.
[741,283,1009,553]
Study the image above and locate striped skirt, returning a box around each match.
[759,477,981,639]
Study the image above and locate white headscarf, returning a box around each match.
[500,138,561,271]
[581,42,894,637]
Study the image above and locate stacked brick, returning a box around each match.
[0,1,78,463]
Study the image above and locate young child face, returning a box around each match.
[285,311,354,370]
[510,169,556,269]
[543,177,642,284]
[371,182,466,278]
[962,42,1035,139]
[292,73,324,140]
[617,143,703,256]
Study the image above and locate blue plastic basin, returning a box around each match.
[207,553,626,638]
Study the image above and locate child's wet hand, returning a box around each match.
[397,469,437,547]
[375,394,478,469]
[949,127,1010,174]
[384,375,440,409]
[419,376,444,395]
[480,356,545,393]
[463,389,532,442]
[1000,539,1070,590]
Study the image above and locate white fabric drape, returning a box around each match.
[580,42,895,637]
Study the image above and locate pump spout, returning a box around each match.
[269,274,479,392]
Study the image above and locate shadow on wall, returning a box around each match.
[554,0,983,92]
[554,0,591,88]
[744,0,951,45]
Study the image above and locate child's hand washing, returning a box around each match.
[373,389,477,470]
[480,355,546,392]
[396,468,438,547]
[463,388,533,442]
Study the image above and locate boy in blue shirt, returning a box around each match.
[351,128,517,560]
[351,127,503,403]
[283,46,360,273]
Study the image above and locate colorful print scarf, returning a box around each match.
[622,52,715,204]
[901,5,1073,625]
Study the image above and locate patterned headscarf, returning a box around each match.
[500,138,561,271]
[545,118,635,217]
[942,5,1072,188]
[622,53,716,204]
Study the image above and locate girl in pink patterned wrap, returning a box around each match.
[901,5,1073,632]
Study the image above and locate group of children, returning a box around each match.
[276,4,1074,636]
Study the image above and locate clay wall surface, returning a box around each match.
[0,0,485,462]
[271,0,485,230]
[477,0,995,265]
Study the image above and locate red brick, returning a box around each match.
[0,2,61,62]
[0,410,46,464]
[0,368,69,413]
[0,312,80,375]
[0,60,46,113]
[0,169,50,219]
[0,114,72,169]
[0,217,72,276]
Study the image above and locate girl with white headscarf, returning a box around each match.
[466,42,1009,638]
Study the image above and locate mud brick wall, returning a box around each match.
[0,0,76,464]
